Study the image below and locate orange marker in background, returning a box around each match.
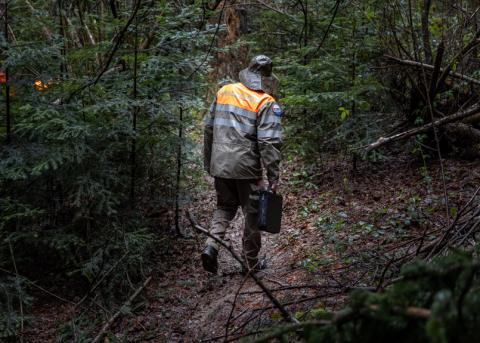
[0,71,16,96]
[34,79,49,91]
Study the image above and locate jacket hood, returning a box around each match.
[239,55,279,95]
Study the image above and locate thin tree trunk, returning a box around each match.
[109,0,118,18]
[58,0,68,77]
[130,18,139,208]
[4,0,11,144]
[421,0,432,64]
[65,16,83,48]
[174,106,183,236]
[351,18,357,117]
[407,0,419,61]
[428,40,445,101]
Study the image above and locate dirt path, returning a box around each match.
[141,175,316,342]
[123,156,480,342]
[23,155,480,342]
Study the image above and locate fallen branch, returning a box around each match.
[92,276,152,343]
[363,102,480,152]
[385,55,480,86]
[187,211,299,324]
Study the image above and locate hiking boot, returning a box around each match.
[201,245,218,274]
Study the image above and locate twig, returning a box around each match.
[8,240,23,342]
[419,42,451,227]
[74,251,129,311]
[224,275,249,342]
[187,211,299,324]
[92,276,152,343]
[307,0,342,58]
[424,188,480,259]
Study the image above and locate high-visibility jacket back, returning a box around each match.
[203,82,283,181]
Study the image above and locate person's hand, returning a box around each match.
[269,181,278,193]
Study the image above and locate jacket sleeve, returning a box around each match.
[203,99,216,174]
[257,102,283,182]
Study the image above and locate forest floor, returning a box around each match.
[24,153,480,342]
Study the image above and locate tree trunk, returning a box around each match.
[130,19,139,208]
[4,0,11,144]
[421,0,433,64]
[174,107,183,237]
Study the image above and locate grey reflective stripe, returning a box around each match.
[209,103,216,114]
[204,116,214,126]
[258,101,274,114]
[214,117,256,134]
[216,103,257,120]
[258,129,282,139]
[261,113,281,124]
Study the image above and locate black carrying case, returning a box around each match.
[257,190,283,234]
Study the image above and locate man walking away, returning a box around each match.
[201,55,283,275]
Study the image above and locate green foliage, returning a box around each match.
[0,275,32,339]
[245,0,389,158]
[263,252,480,342]
[1,0,216,337]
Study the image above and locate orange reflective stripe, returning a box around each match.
[216,84,259,112]
[216,83,275,114]
[0,72,6,83]
[216,93,256,112]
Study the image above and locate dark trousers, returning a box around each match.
[206,178,261,269]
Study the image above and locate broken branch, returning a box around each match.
[92,276,152,343]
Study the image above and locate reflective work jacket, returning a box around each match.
[203,82,283,181]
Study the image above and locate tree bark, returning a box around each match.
[4,0,11,144]
[174,107,183,236]
[421,0,433,64]
[130,17,139,208]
